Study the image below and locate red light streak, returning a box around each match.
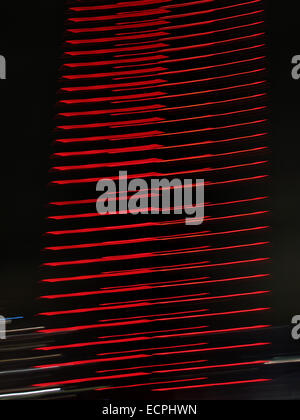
[152,379,270,392]
[39,291,269,316]
[45,226,269,251]
[69,0,210,12]
[68,1,262,23]
[36,325,269,351]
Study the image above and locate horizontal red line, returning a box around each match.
[51,168,268,189]
[48,185,268,218]
[41,257,270,283]
[36,356,208,371]
[64,55,168,68]
[51,146,267,171]
[62,66,167,80]
[68,20,171,34]
[66,31,170,45]
[112,80,266,104]
[154,360,267,374]
[152,378,271,392]
[61,79,166,92]
[66,21,262,46]
[53,131,267,158]
[58,103,164,117]
[65,42,168,56]
[69,0,210,12]
[36,326,209,350]
[61,56,266,95]
[57,106,266,130]
[43,242,269,267]
[68,1,261,23]
[39,290,270,318]
[55,120,266,145]
[57,92,265,120]
[36,325,269,351]
[60,91,165,104]
[69,8,171,23]
[67,10,262,34]
[39,293,210,316]
[64,33,263,56]
[59,71,265,103]
[46,205,268,235]
[44,226,269,251]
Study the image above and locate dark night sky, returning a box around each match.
[0,1,64,317]
[0,0,299,338]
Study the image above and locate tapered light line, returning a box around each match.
[64,34,263,56]
[57,93,266,119]
[154,360,268,374]
[61,79,165,92]
[60,74,265,104]
[60,65,265,97]
[62,67,168,80]
[58,81,265,107]
[116,21,264,52]
[48,184,269,218]
[36,326,270,351]
[41,280,209,299]
[41,257,270,284]
[116,35,264,60]
[53,131,267,157]
[36,357,208,371]
[55,122,267,144]
[60,91,165,104]
[57,106,266,130]
[33,372,154,388]
[152,378,271,392]
[37,361,264,387]
[45,225,269,251]
[96,342,269,358]
[68,1,261,23]
[98,307,270,324]
[50,178,267,209]
[46,205,268,235]
[39,291,209,315]
[65,43,168,56]
[110,81,266,105]
[114,57,264,73]
[113,94,265,116]
[69,0,210,12]
[69,8,171,23]
[68,20,171,34]
[68,10,263,34]
[66,31,170,45]
[67,21,263,46]
[34,311,270,341]
[61,54,265,91]
[99,378,269,392]
[0,388,61,399]
[51,166,268,188]
[114,43,264,62]
[113,47,265,80]
[45,226,269,252]
[64,55,168,68]
[46,212,268,239]
[39,290,270,316]
[48,191,267,221]
[37,327,209,349]
[43,242,269,268]
[52,145,267,172]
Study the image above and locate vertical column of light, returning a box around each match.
[34,0,272,398]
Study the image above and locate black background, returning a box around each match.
[0,0,299,384]
[0,1,64,318]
